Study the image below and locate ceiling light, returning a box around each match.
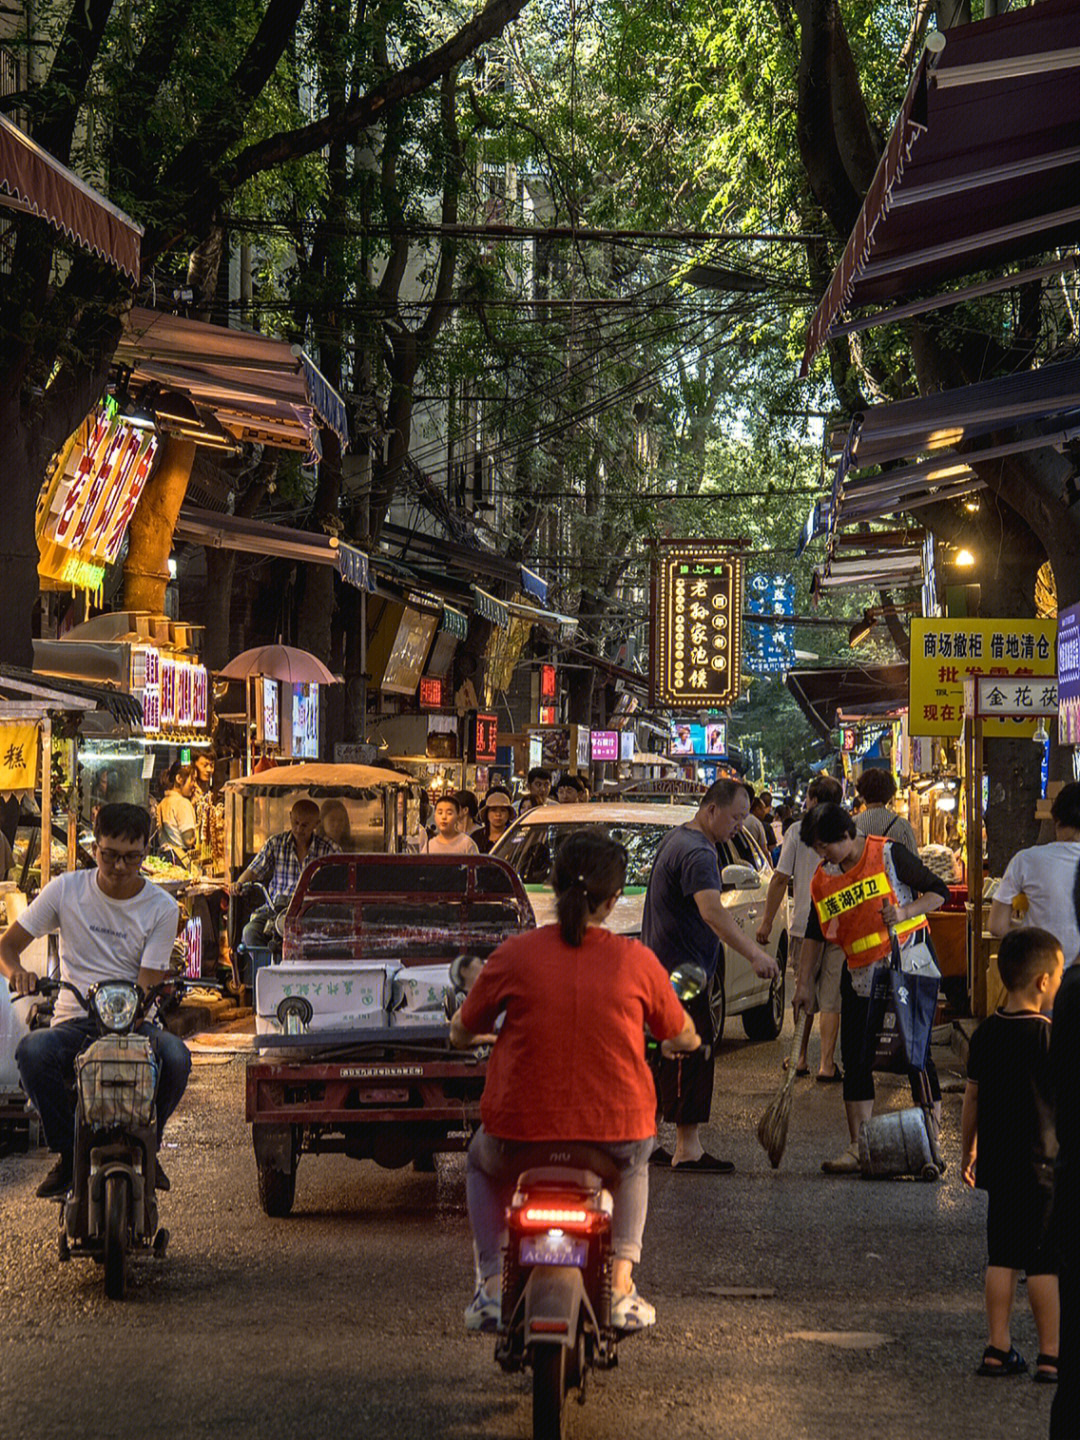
[964,498,981,513]
[1033,720,1050,746]
[954,548,976,567]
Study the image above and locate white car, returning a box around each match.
[490,802,788,1043]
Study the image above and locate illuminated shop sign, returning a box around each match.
[651,544,744,709]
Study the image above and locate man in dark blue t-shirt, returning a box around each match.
[643,777,780,1173]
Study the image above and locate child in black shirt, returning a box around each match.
[962,927,1065,1380]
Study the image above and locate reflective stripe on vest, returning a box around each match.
[848,915,924,955]
[811,834,915,968]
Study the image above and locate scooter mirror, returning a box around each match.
[669,962,707,1002]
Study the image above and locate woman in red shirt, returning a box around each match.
[451,831,699,1333]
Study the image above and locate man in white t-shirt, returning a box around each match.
[990,781,1080,965]
[756,775,845,1079]
[0,803,189,1199]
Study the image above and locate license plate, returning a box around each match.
[520,1235,588,1268]
[339,1065,423,1079]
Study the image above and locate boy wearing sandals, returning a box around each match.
[962,927,1064,1381]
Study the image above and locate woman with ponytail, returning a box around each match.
[451,830,700,1334]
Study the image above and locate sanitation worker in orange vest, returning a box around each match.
[792,802,950,1175]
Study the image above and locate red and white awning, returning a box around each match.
[0,113,142,282]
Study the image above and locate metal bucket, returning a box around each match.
[857,1107,940,1181]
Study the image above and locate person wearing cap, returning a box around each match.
[476,788,516,853]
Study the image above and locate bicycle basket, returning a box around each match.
[75,1035,159,1129]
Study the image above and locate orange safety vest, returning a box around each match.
[810,834,923,968]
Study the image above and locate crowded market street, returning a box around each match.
[0,1015,1055,1440]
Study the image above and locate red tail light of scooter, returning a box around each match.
[510,1198,608,1235]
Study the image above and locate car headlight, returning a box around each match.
[91,982,140,1032]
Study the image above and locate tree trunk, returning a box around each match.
[203,547,239,671]
[122,437,196,611]
[0,396,42,668]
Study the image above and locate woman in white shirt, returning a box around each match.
[156,764,197,856]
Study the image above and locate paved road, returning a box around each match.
[0,1015,1056,1440]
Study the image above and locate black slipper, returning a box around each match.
[670,1153,735,1174]
[1033,1353,1058,1384]
[976,1344,1027,1376]
[649,1146,672,1167]
[815,1069,844,1084]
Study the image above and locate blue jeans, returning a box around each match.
[466,1127,653,1282]
[16,1019,192,1157]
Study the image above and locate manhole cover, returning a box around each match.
[789,1331,891,1350]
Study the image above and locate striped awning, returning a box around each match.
[0,113,142,282]
[802,0,1080,372]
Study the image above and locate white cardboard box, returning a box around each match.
[256,961,400,1031]
[392,964,452,1015]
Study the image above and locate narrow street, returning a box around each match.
[0,1011,1054,1440]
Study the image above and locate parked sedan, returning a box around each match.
[490,802,787,1042]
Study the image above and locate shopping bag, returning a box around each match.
[860,931,939,1074]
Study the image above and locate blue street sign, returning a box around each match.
[745,573,795,675]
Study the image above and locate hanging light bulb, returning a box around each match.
[1033,720,1050,745]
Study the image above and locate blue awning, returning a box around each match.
[338,542,374,592]
[520,566,548,603]
[301,353,350,453]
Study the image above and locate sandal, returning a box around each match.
[1033,1353,1059,1384]
[815,1068,844,1084]
[976,1344,1027,1376]
[649,1146,672,1167]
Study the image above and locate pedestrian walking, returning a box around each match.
[792,803,949,1174]
[854,768,919,853]
[1050,872,1080,1434]
[420,794,479,855]
[642,778,780,1172]
[518,767,554,815]
[475,788,515,854]
[755,775,843,1079]
[961,927,1063,1381]
[989,782,1080,965]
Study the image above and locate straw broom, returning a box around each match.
[756,1015,808,1169]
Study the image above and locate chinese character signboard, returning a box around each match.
[745,573,795,676]
[419,676,445,709]
[0,723,40,792]
[1058,602,1080,746]
[36,406,159,593]
[591,730,618,762]
[909,619,1055,737]
[651,543,744,709]
[966,676,1058,718]
[467,713,498,763]
[540,665,557,704]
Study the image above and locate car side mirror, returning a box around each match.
[721,864,761,890]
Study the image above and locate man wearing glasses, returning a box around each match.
[0,803,190,1199]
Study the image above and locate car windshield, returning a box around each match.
[494,820,670,891]
[494,818,768,891]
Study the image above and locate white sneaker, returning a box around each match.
[612,1287,656,1331]
[464,1283,500,1332]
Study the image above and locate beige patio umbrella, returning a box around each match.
[218,645,339,770]
[218,644,338,686]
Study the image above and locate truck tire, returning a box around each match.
[257,1159,297,1217]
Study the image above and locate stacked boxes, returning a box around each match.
[255,962,400,1035]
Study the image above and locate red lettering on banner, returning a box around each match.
[53,413,114,543]
[85,429,143,554]
[102,436,158,563]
